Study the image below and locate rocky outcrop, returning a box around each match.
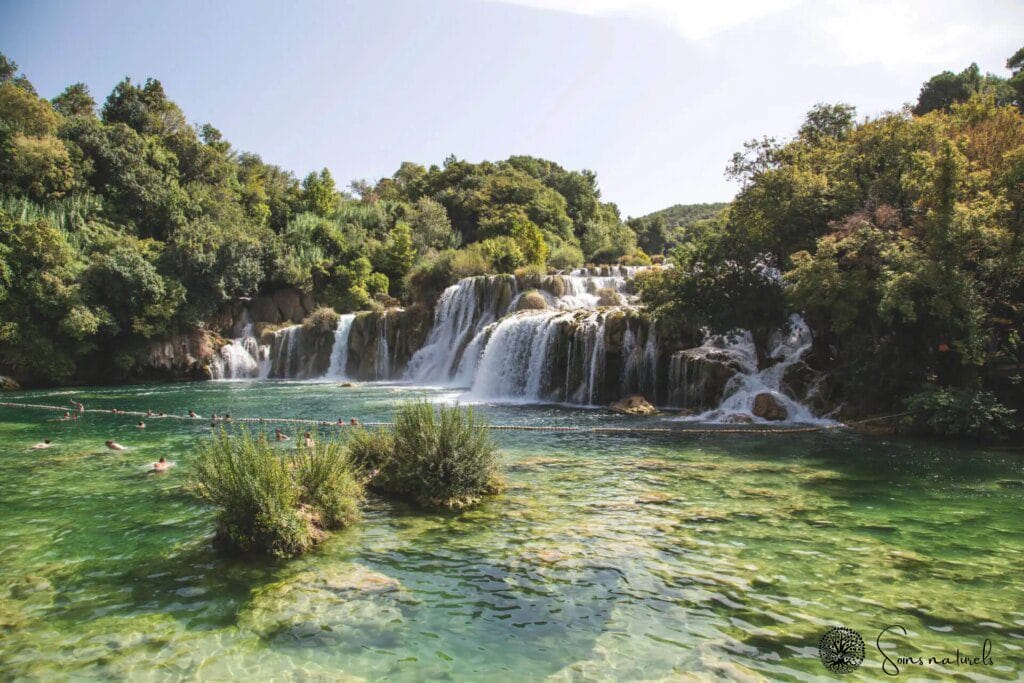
[141,330,216,380]
[752,392,788,421]
[666,347,744,411]
[610,395,659,415]
[346,306,431,380]
[0,375,21,391]
[781,360,834,414]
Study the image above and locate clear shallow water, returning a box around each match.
[1,381,1022,681]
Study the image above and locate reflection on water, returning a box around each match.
[1,381,1022,680]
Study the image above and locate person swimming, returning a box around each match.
[31,440,53,450]
[146,410,153,417]
[53,411,71,421]
[303,432,314,449]
[349,418,359,426]
[188,410,199,418]
[274,429,290,441]
[70,400,84,413]
[105,440,126,451]
[152,456,170,472]
[137,421,146,429]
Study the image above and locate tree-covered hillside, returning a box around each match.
[0,53,651,385]
[626,202,730,254]
[639,47,1024,433]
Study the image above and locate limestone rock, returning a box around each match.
[249,295,281,325]
[609,394,659,415]
[0,375,21,391]
[752,392,788,421]
[273,288,306,324]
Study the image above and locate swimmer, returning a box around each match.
[137,421,146,429]
[70,400,85,413]
[349,418,359,426]
[303,432,314,449]
[105,440,126,451]
[336,418,345,426]
[157,412,166,417]
[54,411,71,421]
[188,410,199,419]
[274,428,290,442]
[152,456,170,472]
[31,439,53,450]
[223,413,231,421]
[146,410,153,417]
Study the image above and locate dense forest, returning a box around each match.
[626,202,729,254]
[0,53,648,386]
[640,47,1024,431]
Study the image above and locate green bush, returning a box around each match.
[902,386,1017,441]
[450,244,493,278]
[479,237,525,273]
[347,402,503,509]
[191,429,363,557]
[547,243,584,270]
[302,306,340,334]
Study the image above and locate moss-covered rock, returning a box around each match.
[515,290,549,311]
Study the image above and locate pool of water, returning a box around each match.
[1,381,1022,680]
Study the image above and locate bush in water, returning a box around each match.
[347,401,503,510]
[191,429,363,557]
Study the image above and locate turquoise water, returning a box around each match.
[1,381,1022,681]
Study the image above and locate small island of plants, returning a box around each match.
[190,402,503,557]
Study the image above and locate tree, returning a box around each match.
[798,103,856,143]
[301,168,339,217]
[52,83,96,117]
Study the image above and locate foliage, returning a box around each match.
[902,386,1017,441]
[347,402,502,509]
[191,428,363,557]
[627,202,729,254]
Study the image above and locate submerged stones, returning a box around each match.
[609,394,659,415]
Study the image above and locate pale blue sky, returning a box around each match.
[2,0,1021,216]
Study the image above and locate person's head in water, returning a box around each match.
[44,439,51,444]
[304,431,310,438]
[159,456,166,463]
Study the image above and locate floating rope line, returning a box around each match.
[0,400,845,435]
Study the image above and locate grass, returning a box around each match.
[190,429,363,557]
[348,401,503,510]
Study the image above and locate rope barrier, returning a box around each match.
[0,400,845,435]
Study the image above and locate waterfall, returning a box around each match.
[326,314,355,379]
[210,313,268,380]
[406,275,517,383]
[681,315,830,424]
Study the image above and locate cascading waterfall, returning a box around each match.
[680,315,830,424]
[213,265,828,422]
[326,314,355,379]
[209,313,269,380]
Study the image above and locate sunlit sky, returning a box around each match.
[2,0,1022,217]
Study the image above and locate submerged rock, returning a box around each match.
[752,393,788,421]
[609,394,659,415]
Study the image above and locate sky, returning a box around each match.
[2,0,1022,217]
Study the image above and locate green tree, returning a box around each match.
[52,83,96,117]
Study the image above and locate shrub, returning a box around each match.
[548,243,584,270]
[347,402,503,509]
[515,289,549,311]
[902,386,1017,441]
[479,237,525,273]
[191,429,363,557]
[450,245,493,278]
[365,272,389,297]
[303,306,340,334]
[595,287,622,307]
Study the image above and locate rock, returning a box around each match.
[752,393,788,421]
[514,290,549,311]
[609,394,659,415]
[140,331,214,380]
[273,289,306,324]
[781,360,833,414]
[595,287,622,307]
[0,375,21,391]
[338,382,358,388]
[724,414,754,424]
[300,291,317,317]
[249,295,281,325]
[668,347,744,410]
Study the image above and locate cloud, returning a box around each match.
[487,0,801,41]
[486,0,1024,67]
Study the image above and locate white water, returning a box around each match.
[209,314,269,380]
[326,314,355,379]
[680,315,832,424]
